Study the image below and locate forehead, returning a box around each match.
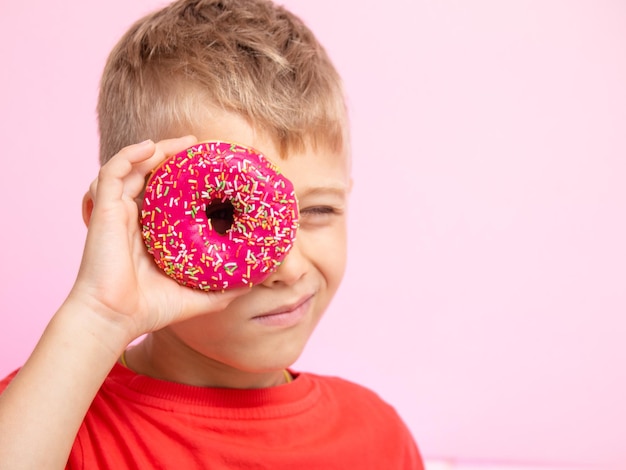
[273,146,350,200]
[192,110,351,191]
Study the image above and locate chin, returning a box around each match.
[237,338,310,373]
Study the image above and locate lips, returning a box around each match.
[251,294,314,328]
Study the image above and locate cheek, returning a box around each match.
[304,224,348,290]
[167,314,230,348]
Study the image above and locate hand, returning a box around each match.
[69,136,245,342]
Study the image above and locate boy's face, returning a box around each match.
[149,110,351,384]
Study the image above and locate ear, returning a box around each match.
[82,191,94,226]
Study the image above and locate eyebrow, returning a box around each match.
[297,185,348,199]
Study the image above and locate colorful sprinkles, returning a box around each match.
[141,141,299,290]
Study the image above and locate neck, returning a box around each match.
[121,333,291,389]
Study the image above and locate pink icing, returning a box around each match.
[141,141,299,290]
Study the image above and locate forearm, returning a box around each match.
[0,136,235,469]
[0,297,131,469]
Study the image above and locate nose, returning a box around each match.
[261,240,308,287]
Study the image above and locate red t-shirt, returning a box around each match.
[1,364,423,469]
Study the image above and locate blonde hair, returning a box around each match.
[97,0,348,164]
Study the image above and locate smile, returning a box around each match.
[251,294,314,328]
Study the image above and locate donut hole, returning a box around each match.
[205,199,235,235]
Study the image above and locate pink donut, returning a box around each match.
[141,141,299,290]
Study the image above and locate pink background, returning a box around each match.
[1,1,625,468]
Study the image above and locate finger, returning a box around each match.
[94,140,157,204]
[95,136,198,204]
[128,136,198,179]
[88,178,98,202]
[131,136,201,208]
[119,136,199,200]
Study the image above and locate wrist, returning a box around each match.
[57,292,139,356]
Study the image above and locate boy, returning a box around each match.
[0,0,423,468]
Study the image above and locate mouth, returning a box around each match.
[251,294,314,328]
